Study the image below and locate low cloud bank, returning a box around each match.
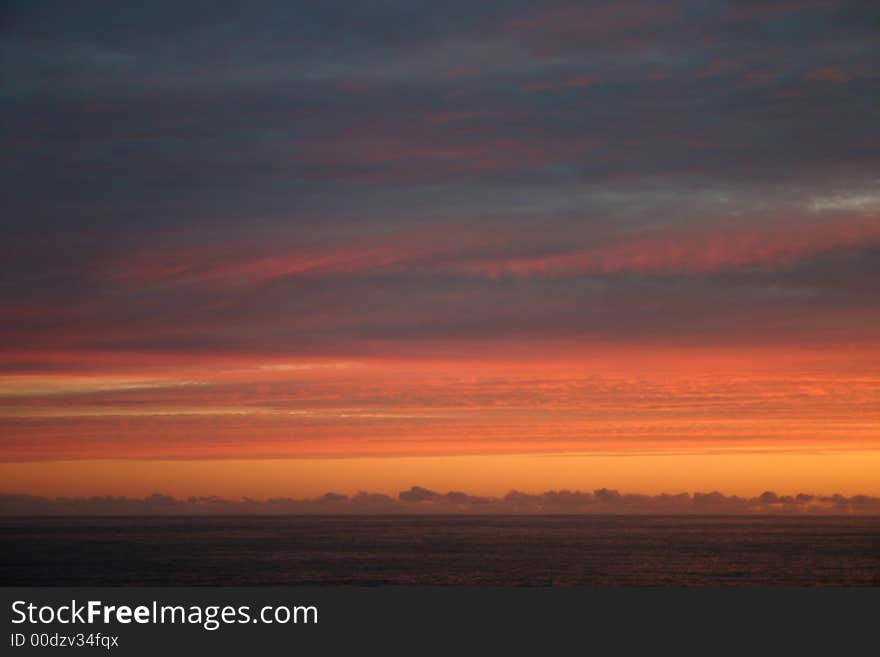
[2,487,879,515]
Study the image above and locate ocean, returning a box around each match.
[2,515,878,586]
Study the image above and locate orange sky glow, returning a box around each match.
[2,347,878,498]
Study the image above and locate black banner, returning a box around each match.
[2,587,877,654]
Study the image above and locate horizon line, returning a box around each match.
[3,486,880,516]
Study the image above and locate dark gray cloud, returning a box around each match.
[2,486,878,515]
[3,0,878,227]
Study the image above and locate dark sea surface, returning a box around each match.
[1,516,878,586]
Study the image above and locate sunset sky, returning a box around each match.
[2,0,879,501]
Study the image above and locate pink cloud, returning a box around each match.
[452,215,880,277]
[806,67,852,83]
[525,76,598,91]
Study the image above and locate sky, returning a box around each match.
[1,0,879,505]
